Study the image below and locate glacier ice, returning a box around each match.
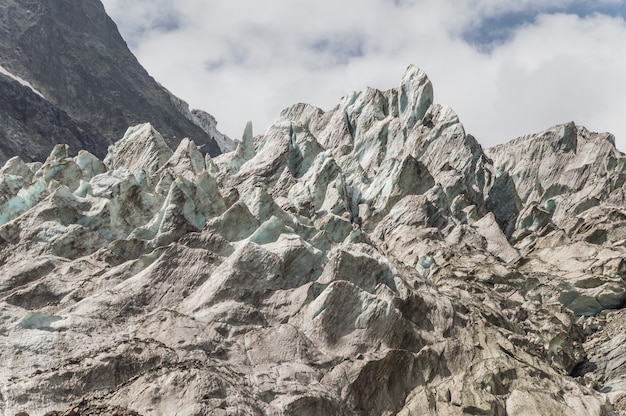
[2,65,626,416]
[20,312,62,331]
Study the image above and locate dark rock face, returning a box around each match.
[0,76,105,163]
[0,0,223,163]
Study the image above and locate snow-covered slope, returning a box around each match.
[0,64,46,99]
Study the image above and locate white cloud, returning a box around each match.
[467,13,626,146]
[101,0,626,151]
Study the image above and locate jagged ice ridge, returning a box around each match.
[1,65,626,415]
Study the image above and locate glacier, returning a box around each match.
[0,65,626,415]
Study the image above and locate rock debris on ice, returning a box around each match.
[1,65,626,416]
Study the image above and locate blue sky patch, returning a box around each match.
[310,36,365,66]
[117,10,182,49]
[463,2,626,53]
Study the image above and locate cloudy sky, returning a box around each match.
[100,0,626,151]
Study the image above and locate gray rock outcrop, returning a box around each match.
[0,0,231,164]
[1,65,626,416]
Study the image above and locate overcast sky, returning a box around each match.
[100,0,626,151]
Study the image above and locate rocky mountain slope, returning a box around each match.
[1,65,626,415]
[0,0,234,164]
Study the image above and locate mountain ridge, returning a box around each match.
[0,0,234,164]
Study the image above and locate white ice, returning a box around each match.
[0,65,46,99]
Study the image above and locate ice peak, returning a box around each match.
[398,64,434,129]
